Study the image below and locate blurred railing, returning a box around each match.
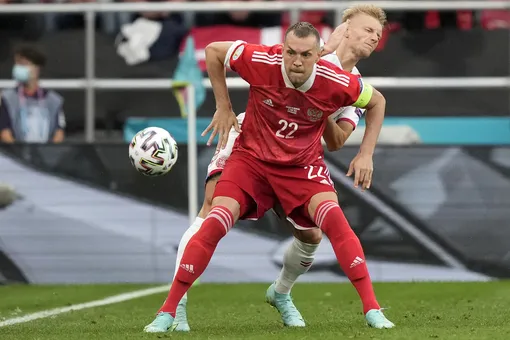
[0,1,509,142]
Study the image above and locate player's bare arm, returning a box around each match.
[322,117,354,151]
[347,87,385,190]
[357,88,385,157]
[202,41,241,149]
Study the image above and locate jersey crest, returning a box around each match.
[307,108,323,122]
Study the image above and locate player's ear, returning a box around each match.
[344,19,351,38]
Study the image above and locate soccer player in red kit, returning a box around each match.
[145,21,393,332]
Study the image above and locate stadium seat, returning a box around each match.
[481,10,510,30]
[281,0,326,26]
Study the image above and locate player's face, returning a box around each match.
[283,33,320,88]
[346,14,383,58]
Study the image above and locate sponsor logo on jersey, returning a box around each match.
[286,106,300,114]
[307,108,323,122]
[232,45,245,61]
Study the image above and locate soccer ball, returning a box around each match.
[129,127,178,176]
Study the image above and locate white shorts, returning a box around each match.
[206,112,245,182]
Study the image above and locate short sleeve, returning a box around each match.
[224,41,264,85]
[332,72,373,109]
[331,107,365,130]
[224,40,247,70]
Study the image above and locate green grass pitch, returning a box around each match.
[1,281,510,339]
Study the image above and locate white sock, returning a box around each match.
[174,216,204,301]
[274,237,319,294]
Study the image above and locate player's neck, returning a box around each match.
[335,48,359,73]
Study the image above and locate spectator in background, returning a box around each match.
[0,45,66,144]
[0,0,44,41]
[124,0,186,25]
[194,0,281,28]
[54,0,102,30]
[0,0,30,31]
[120,0,189,60]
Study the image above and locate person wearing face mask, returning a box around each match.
[0,45,65,144]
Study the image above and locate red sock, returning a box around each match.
[158,206,234,316]
[314,200,380,314]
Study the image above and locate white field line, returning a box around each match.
[0,284,169,327]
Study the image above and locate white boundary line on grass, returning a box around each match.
[0,284,170,327]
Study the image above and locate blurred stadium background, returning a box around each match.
[0,1,509,336]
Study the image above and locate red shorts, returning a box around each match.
[213,151,335,229]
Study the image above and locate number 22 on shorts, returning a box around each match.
[305,165,334,186]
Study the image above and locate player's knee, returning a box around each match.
[199,200,213,218]
[210,195,240,219]
[293,228,322,244]
[199,173,221,218]
[306,192,338,220]
[201,194,214,217]
[211,180,252,220]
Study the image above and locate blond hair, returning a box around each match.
[342,4,387,27]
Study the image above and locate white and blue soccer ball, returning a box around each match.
[129,127,178,176]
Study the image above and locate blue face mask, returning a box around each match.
[12,64,31,83]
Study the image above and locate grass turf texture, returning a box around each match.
[1,282,509,340]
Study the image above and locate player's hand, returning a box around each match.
[346,152,373,191]
[201,108,241,149]
[321,20,350,57]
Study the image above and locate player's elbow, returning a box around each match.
[325,133,347,151]
[205,42,221,54]
[205,42,220,59]
[327,144,341,152]
[205,42,230,64]
[326,139,344,152]
[377,91,386,108]
[368,89,386,110]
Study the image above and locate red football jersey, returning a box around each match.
[225,40,369,166]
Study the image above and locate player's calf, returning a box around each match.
[158,183,245,317]
[274,228,321,295]
[308,193,381,315]
[158,204,233,317]
[170,173,223,332]
[272,207,322,295]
